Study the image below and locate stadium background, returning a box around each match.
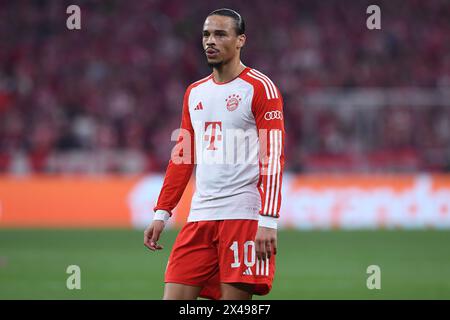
[0,0,449,299]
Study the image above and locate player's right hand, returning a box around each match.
[144,220,165,251]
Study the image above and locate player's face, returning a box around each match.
[202,15,245,67]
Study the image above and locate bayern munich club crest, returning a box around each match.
[225,94,241,111]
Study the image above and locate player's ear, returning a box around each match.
[237,34,246,49]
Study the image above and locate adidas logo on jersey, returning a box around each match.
[194,102,203,110]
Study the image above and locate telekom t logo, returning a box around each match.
[204,121,222,150]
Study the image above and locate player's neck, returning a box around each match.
[212,60,246,84]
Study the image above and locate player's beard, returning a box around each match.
[207,60,223,69]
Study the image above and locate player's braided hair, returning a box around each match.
[207,8,245,35]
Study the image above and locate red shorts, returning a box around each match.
[164,219,276,300]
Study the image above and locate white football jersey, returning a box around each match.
[154,66,285,223]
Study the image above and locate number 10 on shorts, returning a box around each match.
[229,240,269,276]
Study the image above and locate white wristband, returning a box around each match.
[258,215,278,229]
[154,210,170,222]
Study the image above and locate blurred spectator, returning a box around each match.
[0,0,449,174]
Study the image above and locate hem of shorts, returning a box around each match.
[164,279,203,288]
[187,213,259,222]
[220,278,272,296]
[220,277,272,284]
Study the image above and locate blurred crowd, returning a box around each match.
[0,0,449,174]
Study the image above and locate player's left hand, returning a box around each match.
[255,226,277,261]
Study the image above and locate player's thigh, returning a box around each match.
[165,221,219,287]
[163,282,203,300]
[220,282,253,300]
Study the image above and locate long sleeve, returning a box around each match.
[252,82,285,221]
[153,87,195,216]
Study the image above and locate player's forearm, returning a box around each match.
[258,129,285,222]
[153,160,194,216]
